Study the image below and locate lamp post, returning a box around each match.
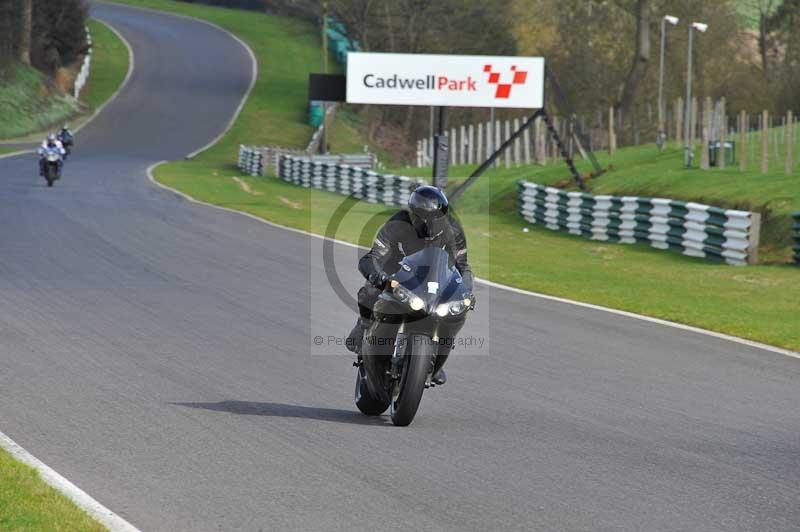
[657,15,679,150]
[683,21,708,168]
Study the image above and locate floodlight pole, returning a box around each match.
[684,21,707,167]
[658,15,678,150]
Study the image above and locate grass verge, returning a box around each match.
[0,63,80,139]
[80,18,131,113]
[0,17,130,141]
[0,447,106,531]
[112,0,799,351]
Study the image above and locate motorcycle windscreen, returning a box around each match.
[394,247,463,310]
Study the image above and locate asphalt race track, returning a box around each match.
[1,3,799,531]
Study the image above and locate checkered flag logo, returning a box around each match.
[483,64,528,98]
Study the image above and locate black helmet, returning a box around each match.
[408,185,449,239]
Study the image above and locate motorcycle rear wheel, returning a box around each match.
[390,334,434,427]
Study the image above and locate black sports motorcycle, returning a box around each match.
[354,247,473,426]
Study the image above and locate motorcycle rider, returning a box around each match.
[346,185,474,386]
[38,133,65,176]
[57,124,74,157]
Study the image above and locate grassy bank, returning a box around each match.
[0,447,106,531]
[113,1,799,350]
[0,63,80,139]
[0,17,129,140]
[397,138,800,263]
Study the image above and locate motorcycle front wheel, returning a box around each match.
[390,334,435,427]
[354,364,390,416]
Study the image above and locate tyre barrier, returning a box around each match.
[793,212,800,265]
[238,145,265,176]
[518,181,762,265]
[278,155,423,206]
[238,145,378,177]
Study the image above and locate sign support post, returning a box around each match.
[432,107,449,188]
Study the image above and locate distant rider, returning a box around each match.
[38,133,65,176]
[57,124,74,157]
[346,185,474,386]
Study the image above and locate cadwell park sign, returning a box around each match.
[346,52,545,109]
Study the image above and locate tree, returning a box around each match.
[19,0,32,65]
[751,0,780,80]
[617,0,651,118]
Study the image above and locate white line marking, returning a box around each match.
[98,1,259,160]
[146,163,800,361]
[0,149,33,160]
[0,431,140,531]
[73,17,136,136]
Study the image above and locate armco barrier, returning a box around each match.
[278,155,422,206]
[238,145,377,177]
[74,27,92,99]
[793,212,800,265]
[518,181,762,265]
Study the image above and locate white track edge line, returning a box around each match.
[73,17,136,136]
[146,162,800,361]
[98,1,258,160]
[0,431,140,531]
[0,149,33,160]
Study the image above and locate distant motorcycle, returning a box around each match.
[355,247,474,426]
[41,146,63,187]
[58,130,74,159]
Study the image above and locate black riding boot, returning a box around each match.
[432,350,449,385]
[346,317,371,354]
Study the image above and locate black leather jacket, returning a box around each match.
[358,210,473,291]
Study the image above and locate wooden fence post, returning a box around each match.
[513,118,521,166]
[468,124,474,165]
[450,128,456,165]
[608,107,616,155]
[739,110,746,172]
[786,110,793,176]
[535,116,544,164]
[719,98,727,170]
[504,120,511,168]
[748,212,761,265]
[700,97,711,169]
[523,123,531,164]
[485,121,491,162]
[475,124,482,166]
[457,125,464,165]
[761,110,769,174]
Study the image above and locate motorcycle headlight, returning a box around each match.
[47,153,59,162]
[435,300,468,317]
[393,282,425,312]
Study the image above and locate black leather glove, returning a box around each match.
[368,271,390,289]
